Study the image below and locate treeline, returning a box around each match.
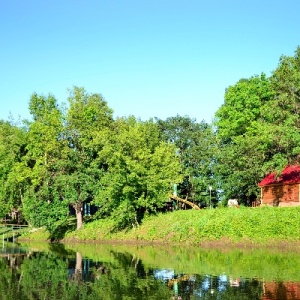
[1,46,300,232]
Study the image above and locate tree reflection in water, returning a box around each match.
[0,243,299,299]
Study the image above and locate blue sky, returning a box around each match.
[1,0,299,123]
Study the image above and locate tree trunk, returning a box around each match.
[73,202,83,230]
[72,252,82,282]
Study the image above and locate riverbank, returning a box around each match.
[19,206,300,249]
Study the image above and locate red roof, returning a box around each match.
[258,165,300,187]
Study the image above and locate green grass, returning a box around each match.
[20,206,300,245]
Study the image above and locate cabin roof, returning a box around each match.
[258,165,300,187]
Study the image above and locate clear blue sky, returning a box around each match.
[1,0,299,123]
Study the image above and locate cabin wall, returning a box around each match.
[261,183,300,206]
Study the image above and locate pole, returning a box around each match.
[209,186,212,209]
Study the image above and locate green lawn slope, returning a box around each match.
[21,206,300,247]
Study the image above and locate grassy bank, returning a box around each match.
[21,206,300,246]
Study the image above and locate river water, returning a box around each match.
[1,241,299,299]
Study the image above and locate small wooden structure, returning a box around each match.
[258,165,300,207]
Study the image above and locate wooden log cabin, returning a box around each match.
[258,165,300,207]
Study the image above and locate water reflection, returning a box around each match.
[153,272,263,299]
[0,242,299,299]
[263,281,300,300]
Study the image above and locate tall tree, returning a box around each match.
[58,86,114,230]
[214,74,274,203]
[22,93,68,231]
[156,115,216,204]
[95,117,182,230]
[0,120,27,220]
[214,46,300,202]
[215,74,273,141]
[268,46,300,127]
[14,87,114,231]
[262,46,300,169]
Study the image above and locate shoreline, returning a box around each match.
[18,236,300,252]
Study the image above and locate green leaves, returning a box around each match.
[215,74,273,141]
[66,86,113,137]
[2,45,300,234]
[0,121,28,217]
[22,183,69,233]
[214,46,300,202]
[156,115,216,202]
[94,117,182,229]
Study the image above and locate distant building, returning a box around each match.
[258,165,300,207]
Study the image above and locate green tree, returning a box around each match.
[58,86,114,230]
[215,74,273,141]
[214,46,300,202]
[21,93,68,231]
[15,87,114,231]
[262,46,300,170]
[214,74,274,203]
[213,134,266,203]
[95,117,182,229]
[0,120,28,220]
[268,46,300,127]
[156,115,216,205]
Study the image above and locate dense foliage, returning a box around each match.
[214,46,300,202]
[156,115,218,203]
[1,46,300,232]
[0,88,182,231]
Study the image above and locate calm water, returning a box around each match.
[0,242,299,299]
